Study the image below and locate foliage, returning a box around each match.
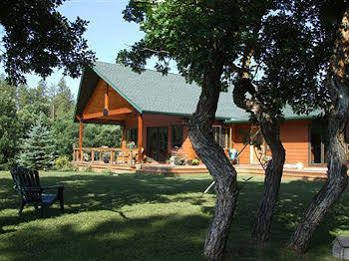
[49,78,75,120]
[232,1,339,122]
[174,156,186,166]
[18,114,56,170]
[0,80,21,170]
[54,155,73,171]
[16,81,52,132]
[83,125,121,148]
[191,159,200,166]
[0,0,95,84]
[0,73,122,169]
[51,116,78,159]
[118,0,258,86]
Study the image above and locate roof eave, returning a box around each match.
[224,115,316,124]
[73,68,87,122]
[93,65,143,114]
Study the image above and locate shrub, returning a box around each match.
[174,156,186,166]
[55,155,73,171]
[191,159,200,166]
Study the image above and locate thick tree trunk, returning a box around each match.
[251,119,285,241]
[288,78,349,253]
[189,68,239,261]
[289,9,349,253]
[233,77,286,242]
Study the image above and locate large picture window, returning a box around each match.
[171,125,183,148]
[310,124,327,165]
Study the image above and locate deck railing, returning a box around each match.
[73,147,138,165]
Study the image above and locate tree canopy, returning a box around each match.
[0,0,95,84]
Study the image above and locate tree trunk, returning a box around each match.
[233,76,286,242]
[189,67,239,261]
[251,119,285,241]
[288,77,349,253]
[289,9,349,253]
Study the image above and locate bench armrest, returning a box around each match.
[22,187,43,193]
[42,184,64,190]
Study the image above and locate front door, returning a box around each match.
[147,127,168,162]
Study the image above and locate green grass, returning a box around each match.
[0,171,348,261]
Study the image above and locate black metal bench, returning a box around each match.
[10,167,64,217]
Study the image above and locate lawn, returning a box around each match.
[0,171,348,261]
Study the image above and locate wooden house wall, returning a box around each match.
[232,124,251,164]
[83,79,134,115]
[280,120,310,165]
[232,120,310,166]
[81,79,311,165]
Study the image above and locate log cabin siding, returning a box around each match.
[83,79,135,116]
[232,124,251,164]
[280,120,310,166]
[81,80,312,165]
[231,121,310,166]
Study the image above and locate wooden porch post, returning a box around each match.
[79,120,84,161]
[137,114,144,163]
[122,126,127,150]
[229,126,233,149]
[168,125,172,155]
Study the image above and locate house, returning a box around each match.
[73,61,329,176]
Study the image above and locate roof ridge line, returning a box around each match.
[95,60,183,78]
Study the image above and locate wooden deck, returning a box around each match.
[73,160,329,179]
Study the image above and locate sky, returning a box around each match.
[0,0,151,98]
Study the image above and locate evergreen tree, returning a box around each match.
[49,77,75,120]
[18,113,56,170]
[51,110,78,158]
[16,80,51,133]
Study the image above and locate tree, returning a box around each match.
[83,125,121,149]
[0,79,20,169]
[51,110,78,158]
[288,1,349,253]
[49,77,75,120]
[18,113,56,170]
[0,0,95,84]
[16,80,51,133]
[118,1,272,259]
[232,1,328,241]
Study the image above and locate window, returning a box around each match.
[172,125,183,148]
[127,128,138,145]
[310,124,327,164]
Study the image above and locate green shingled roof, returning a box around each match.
[75,61,318,122]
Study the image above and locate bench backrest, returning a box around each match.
[10,167,42,203]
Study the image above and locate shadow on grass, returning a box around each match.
[0,172,212,228]
[0,172,348,260]
[0,213,209,261]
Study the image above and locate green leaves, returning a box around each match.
[0,80,20,170]
[0,0,95,84]
[119,0,245,86]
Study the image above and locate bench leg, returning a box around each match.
[18,200,25,216]
[59,198,64,213]
[58,187,64,213]
[39,206,44,218]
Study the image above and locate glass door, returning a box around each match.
[146,127,168,162]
